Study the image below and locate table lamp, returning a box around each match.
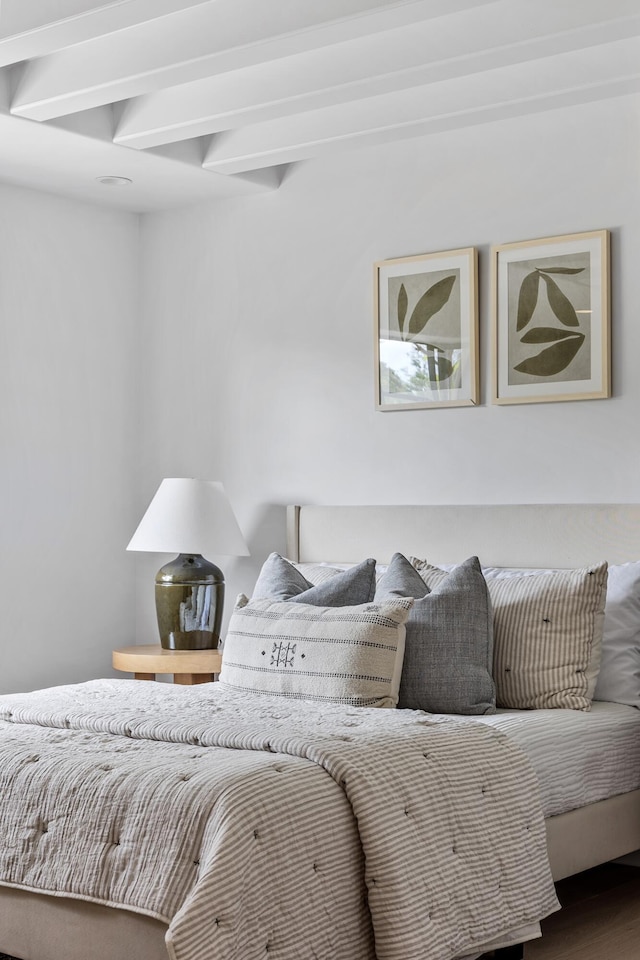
[127,478,249,650]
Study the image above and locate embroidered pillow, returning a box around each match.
[219,595,412,707]
[252,553,376,605]
[414,559,608,711]
[376,554,495,715]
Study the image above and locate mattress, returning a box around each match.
[472,701,640,818]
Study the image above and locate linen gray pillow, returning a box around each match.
[252,552,376,605]
[375,553,495,715]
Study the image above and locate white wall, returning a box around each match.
[0,183,139,692]
[137,93,640,637]
[4,96,636,686]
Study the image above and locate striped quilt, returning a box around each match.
[0,680,558,960]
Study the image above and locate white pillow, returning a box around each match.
[593,562,640,708]
[220,595,412,708]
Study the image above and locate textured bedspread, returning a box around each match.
[0,680,558,960]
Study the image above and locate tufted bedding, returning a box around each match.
[0,679,558,960]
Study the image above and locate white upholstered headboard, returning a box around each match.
[286,504,640,568]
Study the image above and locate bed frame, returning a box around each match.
[2,503,640,960]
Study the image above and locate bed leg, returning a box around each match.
[492,945,524,960]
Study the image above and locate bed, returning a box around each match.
[0,502,638,960]
[286,503,640,882]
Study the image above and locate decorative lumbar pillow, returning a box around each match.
[219,595,413,707]
[252,553,376,605]
[376,554,495,715]
[416,561,609,711]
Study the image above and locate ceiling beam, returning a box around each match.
[114,5,640,150]
[10,0,494,120]
[1,1,117,37]
[0,0,211,69]
[201,37,640,174]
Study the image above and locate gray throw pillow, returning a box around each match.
[252,553,376,605]
[375,553,495,715]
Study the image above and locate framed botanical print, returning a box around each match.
[492,229,610,405]
[374,247,478,410]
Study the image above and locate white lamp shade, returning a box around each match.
[127,479,249,557]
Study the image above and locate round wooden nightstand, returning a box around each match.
[112,644,222,685]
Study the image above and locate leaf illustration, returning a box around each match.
[425,345,454,383]
[514,332,585,377]
[397,283,408,339]
[520,327,581,344]
[535,267,585,275]
[539,273,579,327]
[516,271,540,332]
[408,275,456,339]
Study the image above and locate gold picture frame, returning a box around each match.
[374,247,478,411]
[492,229,610,405]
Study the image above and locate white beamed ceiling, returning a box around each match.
[0,0,638,211]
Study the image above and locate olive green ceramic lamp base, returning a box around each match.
[155,554,224,650]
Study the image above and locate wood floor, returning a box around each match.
[524,863,640,960]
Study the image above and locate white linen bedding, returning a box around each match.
[474,701,640,817]
[0,679,559,960]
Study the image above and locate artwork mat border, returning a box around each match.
[374,246,479,411]
[491,229,611,406]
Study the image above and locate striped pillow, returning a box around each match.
[478,565,605,702]
[219,595,413,707]
[413,560,608,711]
